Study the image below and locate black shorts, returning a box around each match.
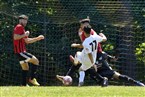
[97,69,115,79]
[16,52,33,62]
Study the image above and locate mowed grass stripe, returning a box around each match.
[1,86,145,97]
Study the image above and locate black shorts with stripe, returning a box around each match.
[16,52,33,62]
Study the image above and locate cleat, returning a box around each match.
[78,82,84,87]
[136,81,145,87]
[29,78,40,86]
[101,77,108,87]
[69,55,74,63]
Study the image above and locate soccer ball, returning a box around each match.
[62,76,72,86]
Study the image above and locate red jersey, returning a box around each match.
[13,24,27,53]
[79,29,102,53]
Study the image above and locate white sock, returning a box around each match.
[79,71,85,83]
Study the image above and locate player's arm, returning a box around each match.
[24,35,44,44]
[108,54,118,62]
[71,43,83,48]
[14,31,29,40]
[98,33,107,42]
[93,64,97,72]
[88,53,94,64]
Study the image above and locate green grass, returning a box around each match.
[1,86,145,97]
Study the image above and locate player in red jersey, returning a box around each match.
[13,14,44,86]
[70,17,105,86]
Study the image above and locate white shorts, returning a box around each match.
[74,51,93,71]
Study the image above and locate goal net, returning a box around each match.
[0,0,145,86]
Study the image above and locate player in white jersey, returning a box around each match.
[56,24,108,86]
[73,25,107,71]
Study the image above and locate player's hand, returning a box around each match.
[99,33,107,42]
[25,31,30,36]
[37,35,44,40]
[99,33,104,37]
[110,56,118,62]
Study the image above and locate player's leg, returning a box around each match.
[78,70,85,86]
[56,75,65,82]
[89,69,108,87]
[87,68,101,81]
[28,56,40,86]
[98,69,116,87]
[56,54,81,83]
[78,68,99,86]
[20,63,29,86]
[76,51,108,87]
[69,53,86,86]
[66,64,81,76]
[79,64,108,87]
[70,52,81,65]
[95,56,114,86]
[19,52,40,86]
[68,55,85,86]
[16,53,30,86]
[66,54,82,76]
[113,71,145,86]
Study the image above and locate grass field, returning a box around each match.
[1,86,145,97]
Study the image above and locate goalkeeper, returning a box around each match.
[92,51,145,86]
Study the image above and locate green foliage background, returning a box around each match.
[0,0,145,85]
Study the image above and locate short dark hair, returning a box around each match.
[18,14,28,20]
[83,25,92,34]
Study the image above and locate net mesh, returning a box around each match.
[0,0,145,86]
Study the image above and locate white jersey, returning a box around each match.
[75,34,103,71]
[82,34,103,64]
